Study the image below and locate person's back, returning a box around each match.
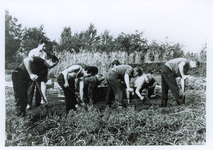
[165,58,189,76]
[112,65,133,80]
[28,43,46,59]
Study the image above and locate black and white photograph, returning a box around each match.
[2,0,213,149]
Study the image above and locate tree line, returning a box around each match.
[5,10,206,69]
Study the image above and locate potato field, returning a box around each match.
[5,52,206,146]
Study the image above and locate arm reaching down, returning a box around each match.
[124,73,133,92]
[62,65,81,88]
[135,76,146,101]
[23,57,38,81]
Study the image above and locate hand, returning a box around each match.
[64,83,69,88]
[127,87,133,92]
[30,74,38,81]
[148,86,153,89]
[140,96,144,101]
[182,92,186,96]
[182,75,190,80]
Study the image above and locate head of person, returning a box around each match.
[83,66,94,77]
[46,53,59,67]
[145,73,153,83]
[189,61,197,68]
[111,60,121,68]
[147,69,154,75]
[91,66,98,75]
[38,38,48,50]
[133,66,143,78]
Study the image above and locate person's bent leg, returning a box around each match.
[68,77,77,110]
[27,80,35,108]
[35,81,42,107]
[106,81,113,106]
[167,79,184,105]
[107,78,123,107]
[57,74,72,114]
[148,86,155,98]
[161,66,183,105]
[161,67,170,107]
[87,76,98,104]
[12,70,22,115]
[41,81,47,102]
[12,69,29,117]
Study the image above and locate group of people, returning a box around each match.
[12,41,198,117]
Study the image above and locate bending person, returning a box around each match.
[131,73,158,101]
[161,58,197,107]
[106,65,142,109]
[57,64,91,114]
[12,55,58,117]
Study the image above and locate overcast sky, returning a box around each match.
[3,0,213,53]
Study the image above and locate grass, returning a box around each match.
[5,72,206,146]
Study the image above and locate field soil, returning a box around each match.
[5,72,206,146]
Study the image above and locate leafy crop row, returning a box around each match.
[5,75,206,146]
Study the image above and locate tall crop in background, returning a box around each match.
[49,50,151,78]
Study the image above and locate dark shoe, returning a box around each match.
[89,98,94,105]
[17,111,26,117]
[117,106,123,110]
[21,111,26,117]
[110,103,119,109]
[161,100,167,107]
[106,102,112,107]
[127,99,131,105]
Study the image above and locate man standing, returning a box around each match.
[106,65,143,109]
[161,58,197,107]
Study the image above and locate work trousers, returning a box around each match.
[147,86,155,98]
[57,74,77,114]
[27,81,42,107]
[84,76,98,103]
[161,65,184,107]
[27,69,48,107]
[106,70,124,107]
[12,68,30,117]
